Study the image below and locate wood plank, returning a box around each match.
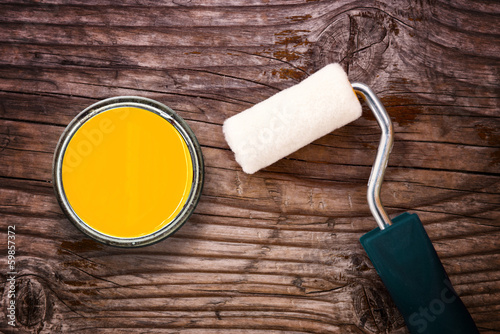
[0,0,499,333]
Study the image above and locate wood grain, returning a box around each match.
[0,0,499,333]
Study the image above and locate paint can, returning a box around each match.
[53,96,204,247]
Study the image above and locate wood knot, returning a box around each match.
[15,277,51,330]
[312,9,394,83]
[351,282,405,333]
[350,253,372,272]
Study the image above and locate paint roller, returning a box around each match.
[223,63,479,334]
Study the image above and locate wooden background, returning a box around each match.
[0,0,499,333]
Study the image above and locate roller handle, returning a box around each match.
[360,212,479,334]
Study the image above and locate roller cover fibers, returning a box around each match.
[223,63,362,174]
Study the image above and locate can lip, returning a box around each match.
[53,96,204,248]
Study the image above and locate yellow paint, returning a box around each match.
[62,106,193,238]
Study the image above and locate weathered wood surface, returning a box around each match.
[0,0,499,333]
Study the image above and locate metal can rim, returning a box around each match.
[52,96,204,247]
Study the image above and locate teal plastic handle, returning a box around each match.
[360,212,479,334]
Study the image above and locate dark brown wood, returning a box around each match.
[0,0,499,333]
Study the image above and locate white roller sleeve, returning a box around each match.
[223,63,362,174]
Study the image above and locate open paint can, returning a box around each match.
[53,96,204,247]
